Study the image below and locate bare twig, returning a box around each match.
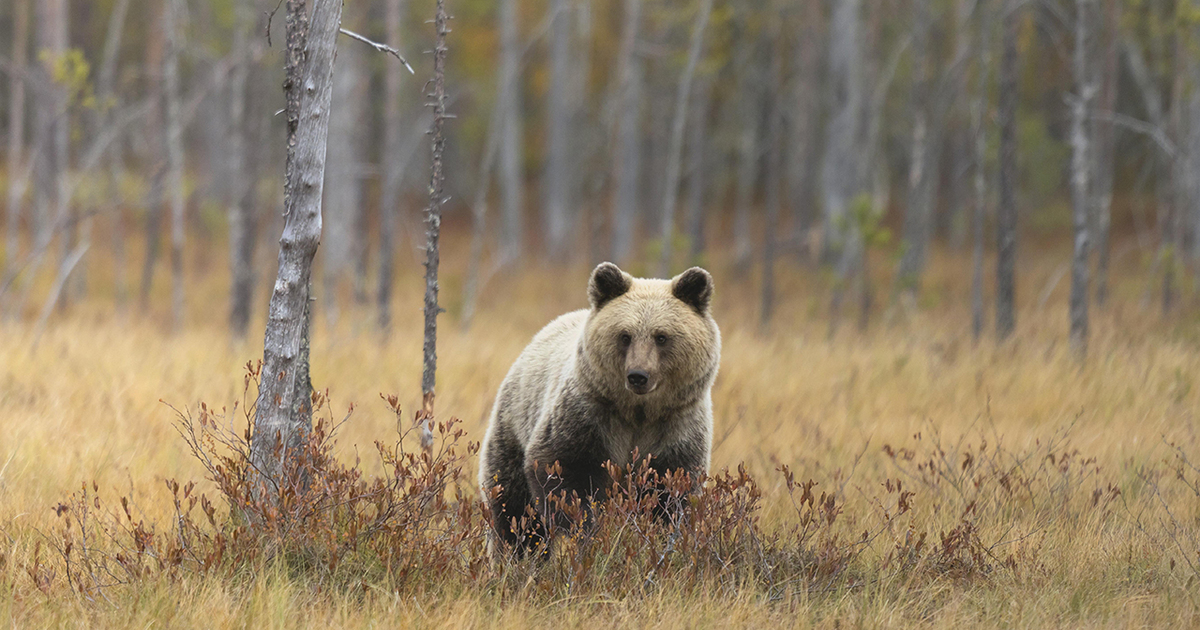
[339,28,415,74]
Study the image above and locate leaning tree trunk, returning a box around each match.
[609,0,643,264]
[4,0,30,295]
[996,0,1019,342]
[250,0,343,497]
[164,0,186,331]
[1068,0,1094,357]
[658,0,713,278]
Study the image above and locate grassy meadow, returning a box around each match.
[2,229,1200,628]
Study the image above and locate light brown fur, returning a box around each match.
[478,263,720,555]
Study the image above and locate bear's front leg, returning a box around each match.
[524,422,611,540]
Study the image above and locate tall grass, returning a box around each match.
[2,234,1199,627]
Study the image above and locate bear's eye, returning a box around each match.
[619,333,632,346]
[654,334,668,346]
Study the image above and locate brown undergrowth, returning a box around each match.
[22,365,1165,614]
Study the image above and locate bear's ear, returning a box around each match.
[672,267,713,314]
[589,262,632,310]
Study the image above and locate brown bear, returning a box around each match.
[478,262,720,556]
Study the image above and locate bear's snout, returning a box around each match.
[626,369,655,395]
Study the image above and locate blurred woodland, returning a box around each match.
[0,0,1197,348]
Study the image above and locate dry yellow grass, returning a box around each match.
[2,234,1200,628]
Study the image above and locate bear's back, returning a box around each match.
[489,309,588,447]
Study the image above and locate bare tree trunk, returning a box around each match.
[164,0,186,330]
[250,0,343,494]
[657,0,713,278]
[498,0,524,264]
[4,0,30,294]
[229,0,256,338]
[896,0,933,296]
[543,0,572,260]
[378,0,409,333]
[421,0,450,429]
[609,0,643,264]
[822,0,864,264]
[761,22,783,328]
[971,0,990,343]
[1069,0,1095,358]
[685,78,712,264]
[140,2,166,312]
[1093,0,1117,306]
[996,0,1019,342]
[786,0,823,260]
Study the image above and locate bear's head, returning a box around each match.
[581,262,720,409]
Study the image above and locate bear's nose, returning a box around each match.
[627,370,649,388]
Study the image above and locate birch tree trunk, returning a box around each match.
[378,0,409,333]
[996,0,1019,342]
[1068,0,1094,357]
[971,0,990,343]
[497,0,524,264]
[250,0,343,496]
[543,0,572,260]
[657,0,713,278]
[164,0,186,330]
[609,0,643,264]
[4,0,30,293]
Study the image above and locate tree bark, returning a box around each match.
[609,0,643,265]
[1069,0,1094,358]
[378,0,409,333]
[4,0,30,295]
[164,0,186,330]
[421,0,449,424]
[543,0,572,260]
[996,0,1019,342]
[250,0,343,496]
[657,0,713,278]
